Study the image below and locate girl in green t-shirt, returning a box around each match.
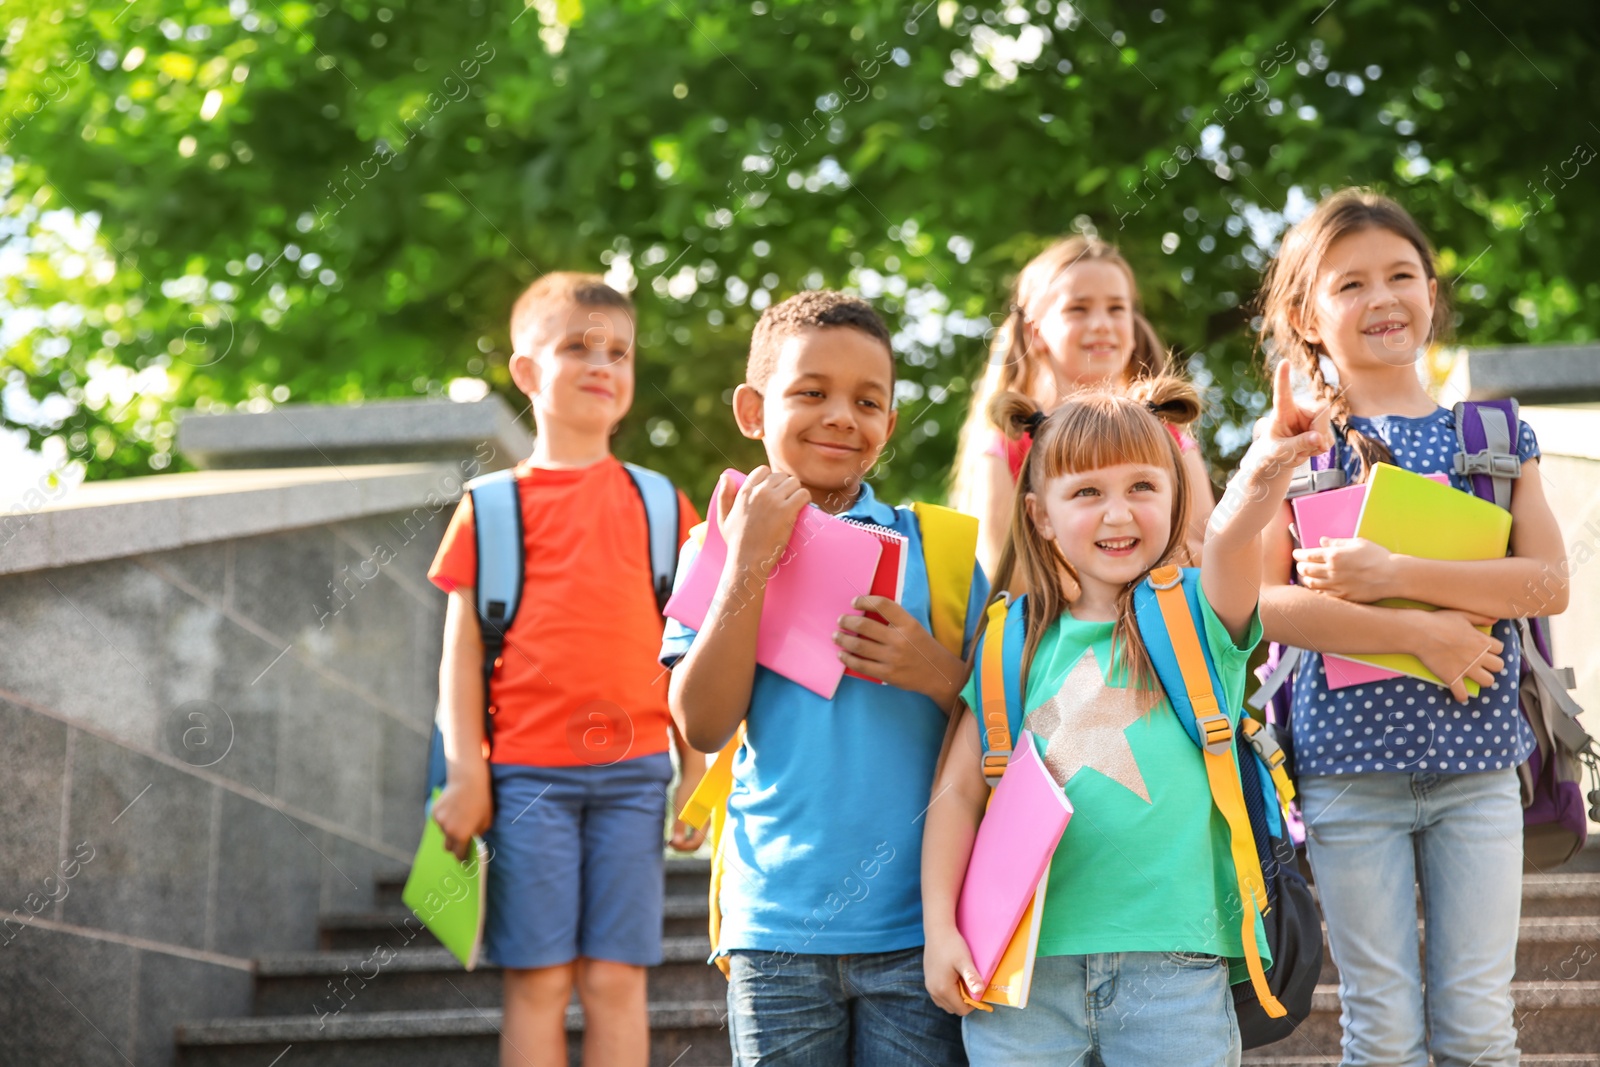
[922,364,1328,1066]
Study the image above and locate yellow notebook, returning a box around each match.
[1343,463,1512,694]
[980,871,1048,1009]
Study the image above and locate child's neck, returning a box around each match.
[803,479,862,516]
[528,421,612,470]
[1338,361,1438,419]
[1066,575,1121,622]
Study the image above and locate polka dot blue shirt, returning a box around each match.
[1290,406,1540,777]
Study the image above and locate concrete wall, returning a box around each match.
[0,460,476,1066]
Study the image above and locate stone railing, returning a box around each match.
[0,397,530,1066]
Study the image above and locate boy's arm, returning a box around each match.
[432,588,493,860]
[1203,361,1329,641]
[1291,458,1570,619]
[668,467,810,752]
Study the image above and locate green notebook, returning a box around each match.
[403,791,488,970]
[1344,463,1513,695]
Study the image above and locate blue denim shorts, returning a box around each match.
[726,946,964,1066]
[482,752,673,969]
[963,952,1240,1067]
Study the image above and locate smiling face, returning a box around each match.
[1302,226,1438,375]
[1026,461,1174,613]
[733,325,897,512]
[510,300,636,436]
[1028,260,1138,392]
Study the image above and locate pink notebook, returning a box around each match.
[1291,473,1448,690]
[956,730,1074,987]
[664,469,885,700]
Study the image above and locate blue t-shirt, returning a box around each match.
[1290,407,1540,776]
[659,482,988,957]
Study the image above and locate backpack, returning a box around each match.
[676,503,982,978]
[424,462,681,798]
[972,567,1321,1049]
[1252,399,1598,869]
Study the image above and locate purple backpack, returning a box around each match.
[1252,399,1599,869]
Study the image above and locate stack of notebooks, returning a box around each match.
[955,731,1073,1010]
[1292,463,1512,694]
[664,469,908,699]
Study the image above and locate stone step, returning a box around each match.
[372,857,712,910]
[174,1002,732,1067]
[253,938,722,1016]
[1519,871,1600,918]
[1248,982,1600,1059]
[319,896,709,954]
[1316,915,1600,984]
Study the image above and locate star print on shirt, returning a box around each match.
[1024,646,1162,803]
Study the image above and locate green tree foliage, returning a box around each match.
[2,0,1596,503]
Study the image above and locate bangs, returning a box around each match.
[1032,397,1179,482]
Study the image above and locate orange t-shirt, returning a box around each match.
[428,456,699,767]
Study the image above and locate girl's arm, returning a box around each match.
[923,711,990,1016]
[1259,501,1507,704]
[1203,361,1329,641]
[972,450,1016,584]
[1292,458,1570,619]
[1180,445,1216,565]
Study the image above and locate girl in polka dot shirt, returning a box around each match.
[1256,189,1570,1067]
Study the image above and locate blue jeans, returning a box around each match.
[962,952,1239,1066]
[1300,770,1522,1067]
[726,946,965,1066]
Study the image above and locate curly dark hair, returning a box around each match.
[745,289,894,391]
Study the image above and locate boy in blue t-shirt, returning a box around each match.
[661,291,985,1066]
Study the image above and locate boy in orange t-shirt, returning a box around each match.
[429,272,705,1067]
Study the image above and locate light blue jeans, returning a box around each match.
[962,952,1240,1066]
[726,946,965,1066]
[1300,770,1522,1067]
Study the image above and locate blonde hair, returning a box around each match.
[950,235,1170,511]
[510,271,633,353]
[991,375,1200,693]
[1257,188,1451,481]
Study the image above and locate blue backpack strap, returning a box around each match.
[1452,399,1521,511]
[623,462,681,612]
[426,468,523,799]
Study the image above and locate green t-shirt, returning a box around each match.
[961,587,1266,963]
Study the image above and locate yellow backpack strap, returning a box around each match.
[675,724,744,980]
[1239,716,1297,806]
[910,502,980,657]
[979,598,1013,787]
[1148,566,1284,1021]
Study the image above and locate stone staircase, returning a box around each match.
[173,856,1600,1066]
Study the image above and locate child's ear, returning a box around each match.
[732,383,765,439]
[1023,491,1052,542]
[1291,305,1322,348]
[509,352,540,397]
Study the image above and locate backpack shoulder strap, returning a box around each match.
[971,594,1028,785]
[1287,446,1346,499]
[1452,400,1522,511]
[1132,565,1284,1020]
[909,502,980,658]
[466,468,526,745]
[622,462,681,612]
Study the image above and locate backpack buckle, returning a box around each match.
[1149,565,1182,591]
[1287,466,1347,499]
[1454,450,1522,480]
[982,751,1010,788]
[1194,694,1233,754]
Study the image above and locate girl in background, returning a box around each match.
[949,235,1215,577]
